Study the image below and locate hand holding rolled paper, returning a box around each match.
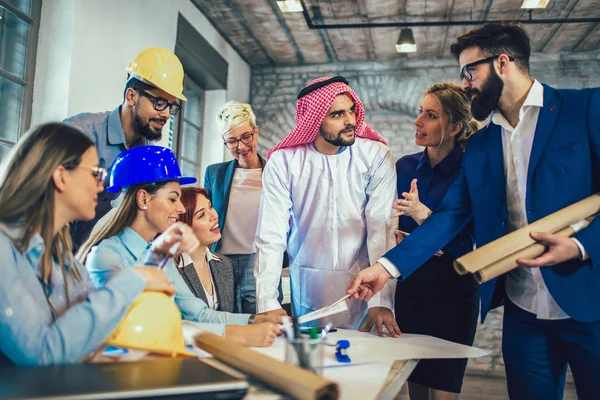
[517,231,583,268]
[453,194,600,284]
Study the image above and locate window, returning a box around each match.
[0,0,41,162]
[176,77,205,178]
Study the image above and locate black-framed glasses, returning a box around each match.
[460,55,515,82]
[137,89,181,115]
[223,130,255,149]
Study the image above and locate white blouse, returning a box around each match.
[219,168,263,255]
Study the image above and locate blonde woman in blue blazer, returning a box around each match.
[204,101,284,314]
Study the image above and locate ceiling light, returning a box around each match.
[396,28,417,53]
[277,0,303,12]
[521,0,549,9]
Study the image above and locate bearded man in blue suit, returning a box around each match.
[348,22,600,400]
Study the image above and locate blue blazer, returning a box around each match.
[203,156,266,252]
[384,84,600,323]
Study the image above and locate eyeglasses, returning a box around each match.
[223,130,255,149]
[78,166,108,185]
[64,162,108,185]
[89,166,108,185]
[460,55,514,82]
[137,89,181,115]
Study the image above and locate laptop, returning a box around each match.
[0,358,248,400]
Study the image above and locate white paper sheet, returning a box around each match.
[297,294,350,324]
[253,329,491,367]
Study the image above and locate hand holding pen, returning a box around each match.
[151,222,200,265]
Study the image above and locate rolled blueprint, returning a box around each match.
[474,219,592,283]
[193,331,339,400]
[454,194,600,276]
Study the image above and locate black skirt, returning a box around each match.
[395,253,480,393]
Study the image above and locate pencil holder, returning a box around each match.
[284,338,324,375]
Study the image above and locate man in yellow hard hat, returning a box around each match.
[63,47,187,251]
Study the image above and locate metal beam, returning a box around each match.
[190,0,252,65]
[298,1,600,29]
[303,16,600,28]
[225,0,276,65]
[437,0,457,57]
[355,0,376,60]
[571,22,599,51]
[266,0,305,63]
[478,0,494,21]
[538,0,581,52]
[304,4,338,62]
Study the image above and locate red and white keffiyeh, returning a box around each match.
[266,76,387,160]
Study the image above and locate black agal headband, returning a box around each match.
[297,76,349,100]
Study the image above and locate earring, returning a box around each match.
[142,205,148,210]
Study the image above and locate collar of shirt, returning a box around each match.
[107,106,147,148]
[416,145,463,177]
[180,247,218,267]
[491,79,544,133]
[117,227,150,260]
[310,142,348,154]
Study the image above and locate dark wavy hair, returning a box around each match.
[178,187,211,228]
[450,22,531,73]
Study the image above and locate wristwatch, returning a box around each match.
[248,314,256,324]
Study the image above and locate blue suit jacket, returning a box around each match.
[203,156,266,252]
[384,84,600,323]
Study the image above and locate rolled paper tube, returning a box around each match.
[193,331,339,400]
[474,217,593,283]
[454,194,600,275]
[475,226,568,283]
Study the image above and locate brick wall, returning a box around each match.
[250,51,600,377]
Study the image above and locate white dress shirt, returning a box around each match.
[494,80,569,320]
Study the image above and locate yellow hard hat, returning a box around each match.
[105,292,196,358]
[126,47,187,101]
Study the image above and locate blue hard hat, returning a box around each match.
[106,146,196,193]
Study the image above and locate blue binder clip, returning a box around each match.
[335,340,351,363]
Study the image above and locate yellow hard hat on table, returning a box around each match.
[126,47,187,101]
[105,292,196,358]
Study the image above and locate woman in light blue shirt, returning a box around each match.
[80,147,279,346]
[0,123,178,366]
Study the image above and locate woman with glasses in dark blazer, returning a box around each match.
[204,101,281,314]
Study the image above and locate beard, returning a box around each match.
[319,125,356,147]
[132,108,165,142]
[466,67,504,121]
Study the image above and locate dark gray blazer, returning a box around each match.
[177,252,238,313]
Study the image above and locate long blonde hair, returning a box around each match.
[0,123,94,304]
[77,181,170,263]
[425,82,480,150]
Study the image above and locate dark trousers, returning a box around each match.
[503,299,600,400]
